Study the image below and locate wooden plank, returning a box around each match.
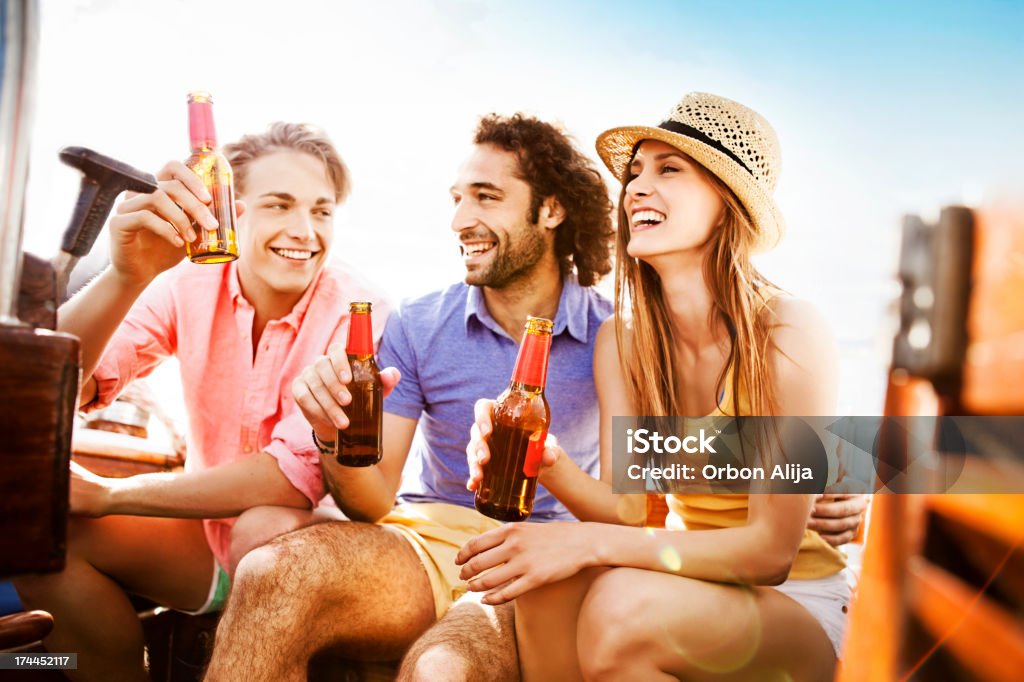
[72,453,177,478]
[963,194,1024,413]
[936,516,1024,610]
[927,490,1024,549]
[71,428,183,477]
[645,494,670,528]
[72,427,180,467]
[838,495,907,681]
[907,559,1024,682]
[838,376,937,681]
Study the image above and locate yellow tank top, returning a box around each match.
[665,288,846,580]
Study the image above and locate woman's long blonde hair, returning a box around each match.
[614,149,779,419]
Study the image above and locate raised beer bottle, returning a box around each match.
[184,91,239,263]
[337,302,383,466]
[475,316,553,522]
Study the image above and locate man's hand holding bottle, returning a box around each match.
[109,160,245,289]
[291,341,400,449]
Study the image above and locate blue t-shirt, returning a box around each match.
[379,278,612,521]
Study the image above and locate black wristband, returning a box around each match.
[312,429,336,456]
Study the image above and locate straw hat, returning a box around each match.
[595,92,785,252]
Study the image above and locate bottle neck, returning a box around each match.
[510,331,551,390]
[509,380,544,394]
[188,100,218,152]
[347,312,374,356]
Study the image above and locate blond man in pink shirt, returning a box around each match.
[13,122,390,682]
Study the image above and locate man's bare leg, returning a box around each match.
[226,505,345,577]
[397,593,518,682]
[205,521,436,682]
[12,515,213,682]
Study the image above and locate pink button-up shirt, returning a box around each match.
[91,260,390,569]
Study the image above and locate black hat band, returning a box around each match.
[658,120,753,177]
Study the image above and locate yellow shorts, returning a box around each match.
[380,502,502,619]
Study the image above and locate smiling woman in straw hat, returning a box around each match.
[458,92,850,680]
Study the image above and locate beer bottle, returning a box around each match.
[475,316,553,521]
[337,302,383,466]
[184,91,239,263]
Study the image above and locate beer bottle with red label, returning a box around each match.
[185,91,239,263]
[337,301,383,466]
[475,316,553,521]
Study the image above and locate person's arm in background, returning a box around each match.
[809,494,867,546]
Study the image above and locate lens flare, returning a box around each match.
[616,495,647,525]
[658,544,682,571]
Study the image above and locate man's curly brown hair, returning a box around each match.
[474,114,614,287]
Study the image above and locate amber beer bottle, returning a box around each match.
[475,316,553,522]
[184,91,239,263]
[337,302,383,466]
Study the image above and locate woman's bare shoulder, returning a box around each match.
[764,296,839,413]
[595,315,630,356]
[763,295,834,344]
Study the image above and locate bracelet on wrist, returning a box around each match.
[312,429,337,456]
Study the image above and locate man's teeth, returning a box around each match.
[633,210,666,226]
[463,243,495,257]
[272,248,314,261]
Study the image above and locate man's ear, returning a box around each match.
[539,196,566,231]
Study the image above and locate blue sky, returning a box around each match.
[551,1,1021,85]
[488,0,1023,185]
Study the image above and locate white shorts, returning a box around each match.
[771,570,853,658]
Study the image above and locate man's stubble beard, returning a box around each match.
[465,219,549,290]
